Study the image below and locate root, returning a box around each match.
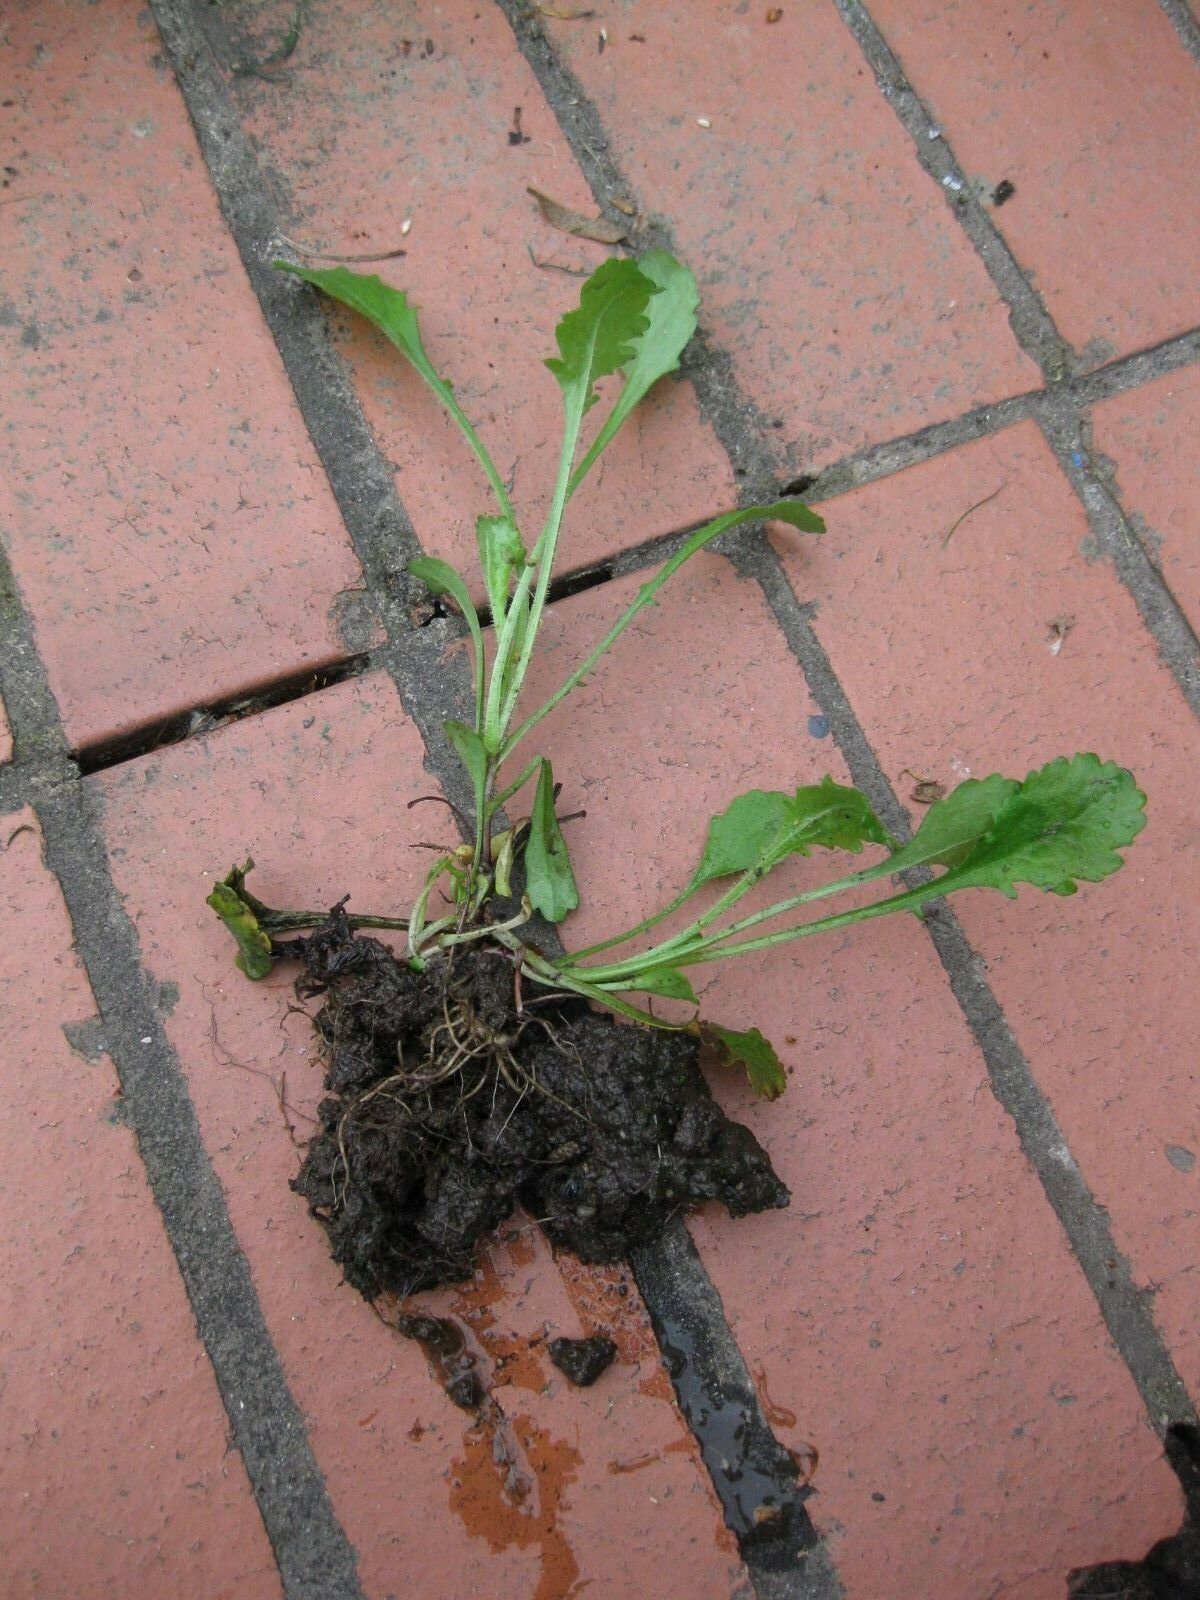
[328,986,586,1200]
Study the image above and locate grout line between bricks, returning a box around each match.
[150,0,481,829]
[834,0,1200,722]
[0,545,366,1599]
[152,0,831,1583]
[831,0,1073,380]
[492,0,1199,1447]
[1034,399,1200,717]
[1159,0,1200,61]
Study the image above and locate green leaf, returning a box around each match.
[207,863,275,979]
[275,260,515,520]
[524,759,579,922]
[924,754,1147,901]
[884,773,1020,875]
[614,967,699,1004]
[410,557,485,731]
[695,777,890,887]
[444,719,489,820]
[697,1022,787,1100]
[545,257,657,418]
[570,250,699,491]
[476,513,526,626]
[276,261,442,386]
[409,555,480,629]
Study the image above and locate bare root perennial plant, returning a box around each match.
[210,254,1146,1297]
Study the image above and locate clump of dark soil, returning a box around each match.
[1069,1424,1200,1600]
[289,908,789,1297]
[547,1335,618,1387]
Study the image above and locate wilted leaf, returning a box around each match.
[524,759,580,922]
[697,1021,787,1099]
[207,862,275,979]
[694,777,890,887]
[527,187,627,244]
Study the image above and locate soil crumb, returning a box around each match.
[290,911,789,1296]
[548,1335,618,1387]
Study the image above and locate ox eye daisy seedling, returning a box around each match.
[209,253,1145,1295]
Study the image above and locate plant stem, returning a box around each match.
[497,502,819,764]
[564,880,703,961]
[265,911,410,932]
[515,946,684,1029]
[569,858,887,983]
[486,756,543,819]
[491,398,585,747]
[584,876,941,981]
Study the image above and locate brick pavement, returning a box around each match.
[2,2,1197,1596]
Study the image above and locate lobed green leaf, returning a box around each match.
[695,777,890,887]
[569,250,699,491]
[917,754,1147,900]
[545,257,657,417]
[884,772,1019,876]
[275,262,438,382]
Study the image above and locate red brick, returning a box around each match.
[515,552,1180,1597]
[0,809,278,1600]
[775,422,1200,1405]
[542,0,1037,470]
[1092,364,1200,639]
[870,0,1200,361]
[0,2,364,749]
[93,678,748,1600]
[224,0,734,589]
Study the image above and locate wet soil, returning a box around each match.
[547,1335,618,1387]
[289,909,789,1299]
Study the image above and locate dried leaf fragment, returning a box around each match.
[527,187,627,244]
[900,769,947,806]
[1047,614,1075,656]
[767,7,784,20]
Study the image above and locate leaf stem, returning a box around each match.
[584,877,940,981]
[569,857,891,984]
[498,502,819,764]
